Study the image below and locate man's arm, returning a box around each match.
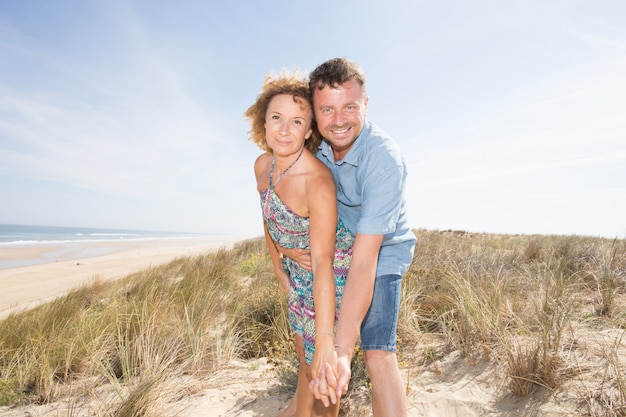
[275,243,312,270]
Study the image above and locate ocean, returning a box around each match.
[0,223,201,246]
[0,224,207,270]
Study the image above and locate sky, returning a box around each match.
[1,1,625,239]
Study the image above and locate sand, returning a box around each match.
[0,236,245,319]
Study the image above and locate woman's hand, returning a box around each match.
[309,334,338,406]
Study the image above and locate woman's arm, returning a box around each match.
[307,172,340,384]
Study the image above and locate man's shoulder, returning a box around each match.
[364,120,389,138]
[360,121,404,163]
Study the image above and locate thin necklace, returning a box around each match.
[269,147,304,189]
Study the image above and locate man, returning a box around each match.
[281,57,416,416]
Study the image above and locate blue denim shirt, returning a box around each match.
[317,119,416,276]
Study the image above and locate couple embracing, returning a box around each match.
[245,57,416,417]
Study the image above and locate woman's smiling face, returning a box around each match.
[265,94,313,155]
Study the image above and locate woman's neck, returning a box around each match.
[273,147,304,173]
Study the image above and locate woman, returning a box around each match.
[244,69,353,416]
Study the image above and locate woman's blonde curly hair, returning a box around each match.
[244,68,321,153]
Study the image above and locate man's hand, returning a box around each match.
[334,349,351,397]
[275,243,312,270]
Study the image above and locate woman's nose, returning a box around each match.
[279,120,291,134]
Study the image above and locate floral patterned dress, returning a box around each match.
[261,162,353,364]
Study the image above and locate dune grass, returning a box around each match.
[0,231,624,416]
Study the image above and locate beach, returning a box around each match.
[0,231,622,416]
[0,235,247,319]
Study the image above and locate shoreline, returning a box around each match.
[0,235,252,319]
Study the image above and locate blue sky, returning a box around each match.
[1,1,625,238]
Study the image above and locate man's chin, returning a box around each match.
[326,134,354,146]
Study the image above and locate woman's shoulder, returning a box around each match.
[300,153,334,193]
[301,152,332,180]
[254,152,272,183]
[255,151,271,163]
[302,149,331,172]
[254,152,271,168]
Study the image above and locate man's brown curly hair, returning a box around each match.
[309,57,367,96]
[244,68,321,153]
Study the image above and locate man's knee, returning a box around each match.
[363,349,397,374]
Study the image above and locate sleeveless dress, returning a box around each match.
[261,161,353,364]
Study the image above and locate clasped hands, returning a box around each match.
[310,343,351,407]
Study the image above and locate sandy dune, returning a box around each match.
[0,236,244,319]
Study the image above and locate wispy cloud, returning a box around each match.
[0,3,242,200]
